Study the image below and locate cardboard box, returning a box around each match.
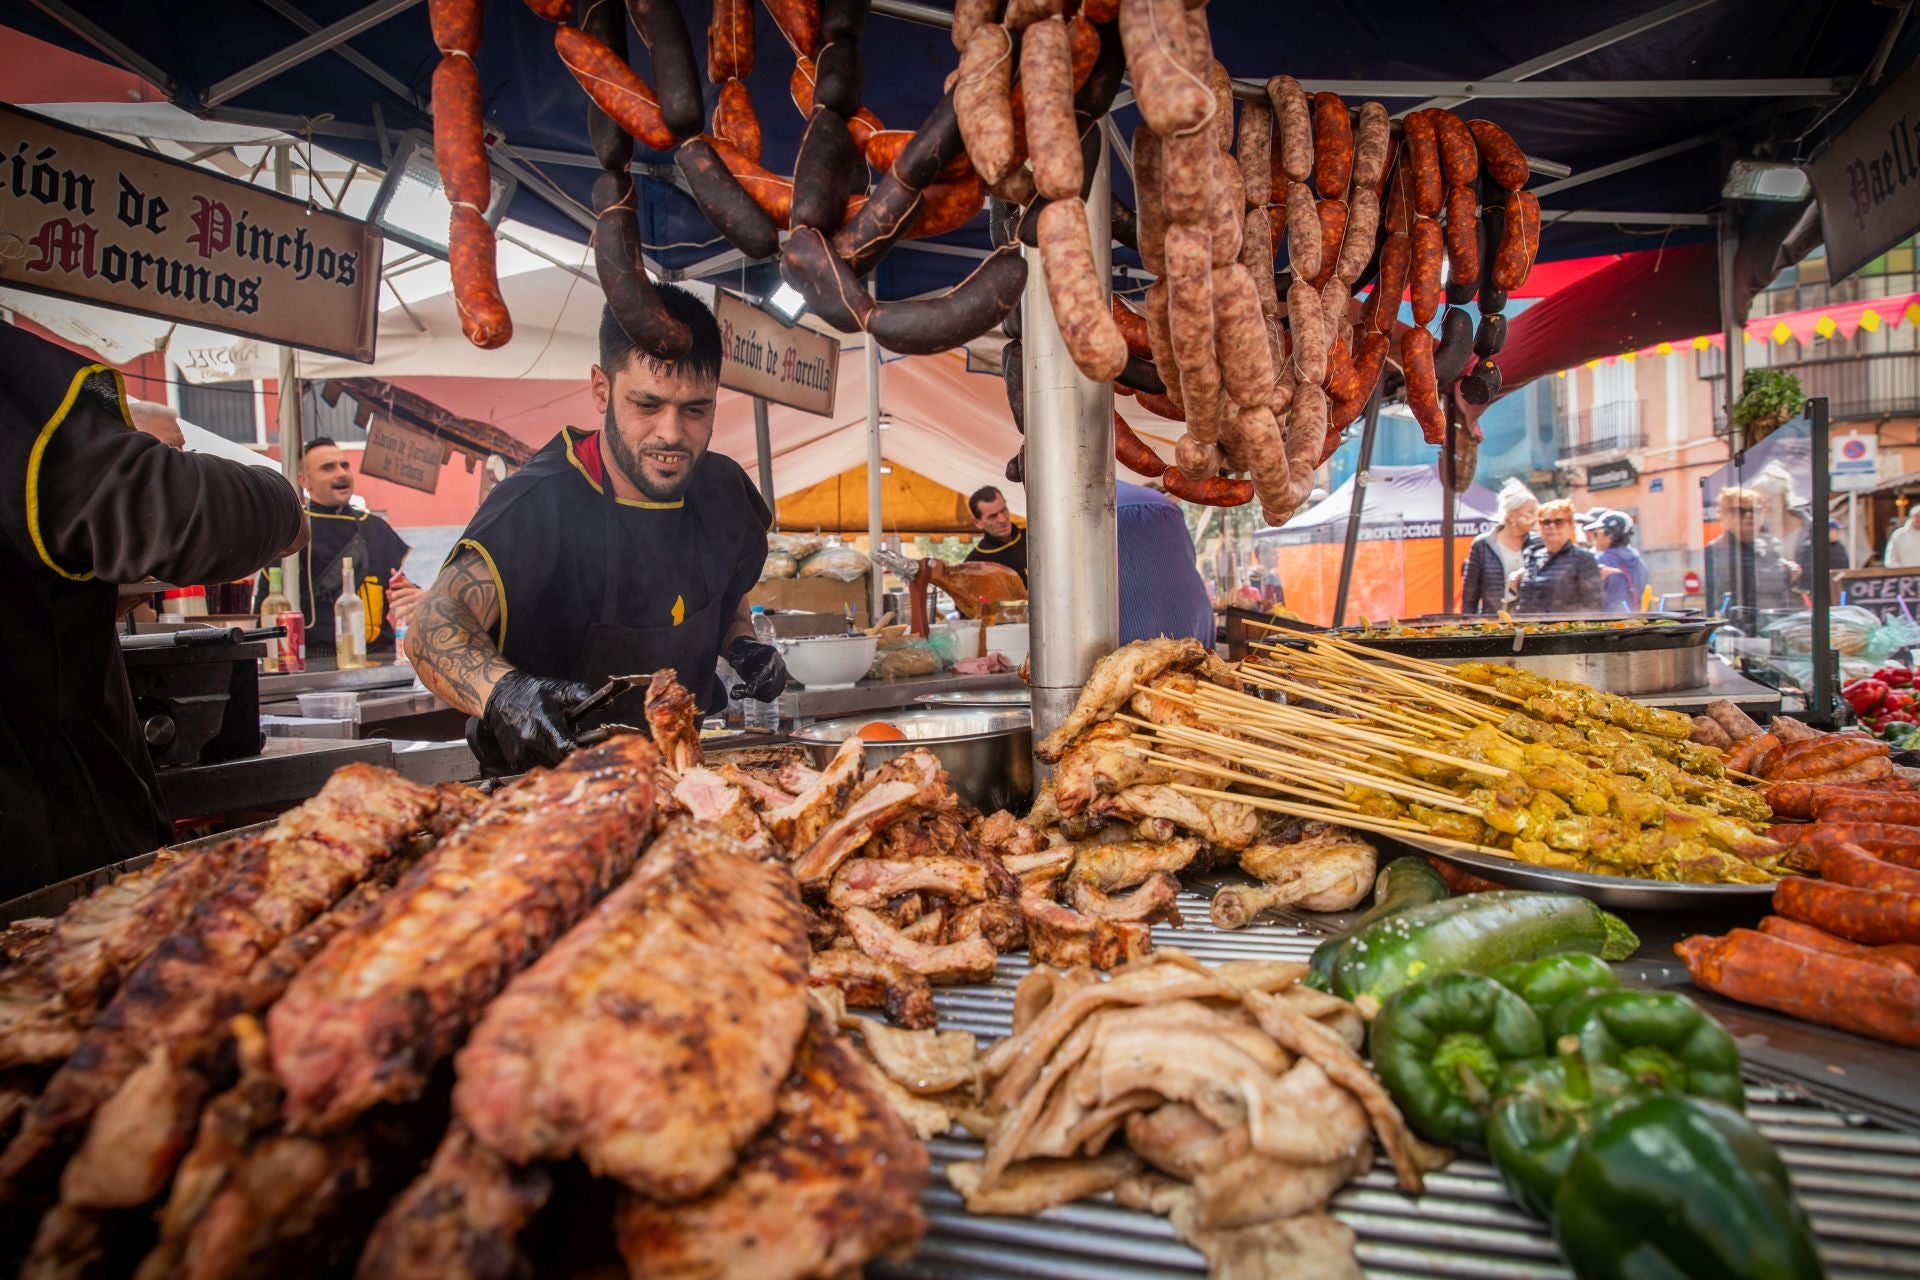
[749,575,869,627]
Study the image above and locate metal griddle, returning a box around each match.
[1246,610,1722,660]
[881,888,1920,1280]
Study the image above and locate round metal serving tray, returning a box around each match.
[915,688,1033,708]
[1393,834,1779,910]
[788,706,1033,812]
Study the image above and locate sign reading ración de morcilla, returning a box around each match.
[714,289,839,416]
[0,103,381,362]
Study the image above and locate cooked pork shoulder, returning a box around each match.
[612,1008,927,1280]
[1018,891,1151,971]
[946,1151,1141,1216]
[355,1123,552,1280]
[672,768,776,859]
[642,671,703,774]
[1070,872,1183,925]
[841,907,997,984]
[764,739,864,855]
[1105,786,1259,850]
[789,750,951,887]
[806,950,937,1029]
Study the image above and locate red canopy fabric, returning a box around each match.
[1495,243,1721,394]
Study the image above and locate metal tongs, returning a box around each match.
[567,672,648,748]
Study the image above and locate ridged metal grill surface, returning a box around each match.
[878,891,1920,1280]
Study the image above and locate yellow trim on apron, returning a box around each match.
[26,362,126,582]
[562,427,687,510]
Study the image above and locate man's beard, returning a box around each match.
[603,404,699,503]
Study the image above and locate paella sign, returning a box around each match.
[0,103,380,361]
[1809,59,1920,283]
[714,289,838,416]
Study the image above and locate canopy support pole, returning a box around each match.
[1809,396,1834,725]
[1441,400,1458,615]
[1718,212,1746,617]
[1331,376,1386,627]
[866,322,883,628]
[752,397,776,511]
[1025,145,1116,767]
[274,143,303,623]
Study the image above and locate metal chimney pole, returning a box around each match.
[1024,145,1117,766]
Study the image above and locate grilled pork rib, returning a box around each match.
[452,822,810,1201]
[269,737,661,1134]
[612,1007,928,1280]
[0,765,443,1205]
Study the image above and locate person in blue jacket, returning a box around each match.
[1586,510,1650,612]
[1117,481,1217,647]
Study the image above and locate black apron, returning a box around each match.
[0,326,171,896]
[467,476,732,774]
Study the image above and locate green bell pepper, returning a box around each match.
[1553,1094,1826,1280]
[1549,989,1746,1110]
[1486,1035,1643,1220]
[1491,953,1618,1026]
[1369,972,1546,1147]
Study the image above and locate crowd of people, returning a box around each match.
[1459,479,1651,615]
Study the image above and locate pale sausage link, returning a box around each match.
[955,25,1017,186]
[1022,17,1082,201]
[1037,198,1128,382]
[1266,74,1312,183]
[1287,277,1327,385]
[1214,262,1275,407]
[1166,225,1223,445]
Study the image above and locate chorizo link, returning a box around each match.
[954,25,1018,187]
[1133,126,1168,274]
[951,0,1002,50]
[707,135,795,227]
[1209,151,1245,266]
[1286,277,1326,385]
[1401,326,1444,443]
[1351,101,1391,194]
[1117,0,1209,137]
[1469,118,1528,191]
[431,0,482,52]
[1675,929,1920,1047]
[1775,822,1920,861]
[1136,389,1185,421]
[1266,75,1312,184]
[1285,181,1321,282]
[1321,276,1352,356]
[1115,412,1169,477]
[1161,129,1214,228]
[1403,109,1443,217]
[1002,0,1064,28]
[1775,876,1920,946]
[1142,280,1183,409]
[1312,199,1346,288]
[1287,383,1330,489]
[711,77,763,161]
[1329,329,1388,430]
[1037,198,1129,381]
[1237,98,1273,209]
[1311,92,1353,200]
[1112,296,1153,360]
[1334,186,1378,286]
[450,204,511,349]
[593,170,689,359]
[1409,215,1443,325]
[554,25,678,152]
[1209,59,1236,155]
[1163,469,1253,508]
[1513,188,1541,278]
[1432,110,1478,189]
[1819,842,1920,896]
[1022,17,1082,201]
[1323,332,1360,404]
[526,0,571,19]
[1365,231,1409,335]
[1175,432,1222,480]
[431,58,490,209]
[708,0,754,82]
[1723,731,1777,775]
[1494,195,1533,290]
[765,0,823,56]
[1758,916,1920,973]
[1213,263,1275,407]
[1242,401,1290,514]
[1444,184,1479,291]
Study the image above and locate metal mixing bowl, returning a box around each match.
[787,706,1033,812]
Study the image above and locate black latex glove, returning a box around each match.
[481,670,598,773]
[726,636,789,702]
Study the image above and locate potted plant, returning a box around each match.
[1731,368,1806,436]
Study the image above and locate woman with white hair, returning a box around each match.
[1460,478,1539,614]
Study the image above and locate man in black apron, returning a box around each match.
[964,486,1028,584]
[407,289,786,773]
[0,320,307,897]
[252,437,416,654]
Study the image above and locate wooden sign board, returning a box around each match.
[715,290,838,416]
[360,416,446,494]
[0,103,381,361]
[1809,59,1920,283]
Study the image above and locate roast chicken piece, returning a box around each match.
[872,549,1026,633]
[451,821,811,1202]
[1038,638,1238,761]
[1212,823,1378,929]
[613,1007,928,1280]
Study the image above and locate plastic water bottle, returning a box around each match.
[742,606,780,733]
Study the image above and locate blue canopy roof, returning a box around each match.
[4,0,1910,300]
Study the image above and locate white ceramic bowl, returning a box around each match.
[984,622,1030,666]
[776,634,879,689]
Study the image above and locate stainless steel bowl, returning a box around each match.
[788,707,1033,811]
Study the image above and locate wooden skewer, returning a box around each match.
[1131,747,1367,812]
[1172,784,1519,859]
[1132,721,1484,815]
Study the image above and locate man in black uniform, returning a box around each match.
[963,485,1028,584]
[0,320,308,896]
[254,437,419,654]
[407,289,786,772]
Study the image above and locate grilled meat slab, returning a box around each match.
[453,822,810,1201]
[671,768,775,859]
[354,1122,551,1280]
[789,750,951,886]
[0,842,249,1073]
[1071,872,1183,925]
[644,671,703,774]
[613,1008,927,1280]
[764,738,864,855]
[841,906,997,983]
[0,765,443,1204]
[806,951,937,1029]
[827,857,990,910]
[269,737,661,1134]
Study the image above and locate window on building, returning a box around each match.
[175,376,259,443]
[301,385,368,444]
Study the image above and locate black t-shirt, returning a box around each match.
[453,427,770,706]
[255,503,410,651]
[965,527,1029,583]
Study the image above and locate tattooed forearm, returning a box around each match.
[406,546,514,717]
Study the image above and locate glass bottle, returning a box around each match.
[334,557,369,670]
[259,568,293,672]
